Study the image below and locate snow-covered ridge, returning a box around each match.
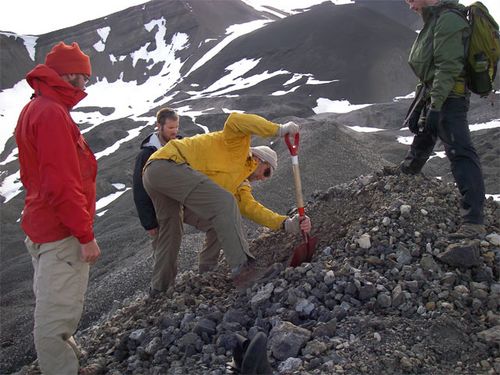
[0,32,37,61]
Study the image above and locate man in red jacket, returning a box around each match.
[15,42,100,375]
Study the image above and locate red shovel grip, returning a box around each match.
[284,133,300,156]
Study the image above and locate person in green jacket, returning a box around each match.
[401,0,486,239]
[142,112,311,291]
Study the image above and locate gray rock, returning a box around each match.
[278,357,302,374]
[486,233,500,246]
[269,321,311,360]
[129,329,146,343]
[312,319,337,338]
[358,283,377,301]
[420,254,441,272]
[357,233,371,249]
[323,246,333,256]
[396,246,412,266]
[193,318,216,337]
[377,293,392,308]
[216,333,238,351]
[178,332,200,351]
[441,272,457,286]
[324,270,335,286]
[145,337,162,356]
[392,285,404,307]
[477,326,500,346]
[405,280,419,293]
[491,283,500,296]
[250,282,274,308]
[180,313,196,331]
[437,242,482,268]
[400,204,412,217]
[302,339,328,356]
[223,309,250,327]
[295,298,315,316]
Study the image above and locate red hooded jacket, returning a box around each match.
[15,65,97,244]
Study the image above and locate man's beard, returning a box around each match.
[68,77,81,89]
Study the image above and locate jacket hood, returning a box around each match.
[26,64,87,110]
[141,132,162,150]
[423,0,465,18]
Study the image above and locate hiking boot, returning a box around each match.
[232,260,260,290]
[148,287,162,299]
[383,165,402,176]
[448,223,486,240]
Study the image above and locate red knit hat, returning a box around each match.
[45,42,91,76]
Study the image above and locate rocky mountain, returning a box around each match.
[0,0,499,373]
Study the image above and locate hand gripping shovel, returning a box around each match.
[285,133,318,267]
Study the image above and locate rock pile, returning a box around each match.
[19,169,500,375]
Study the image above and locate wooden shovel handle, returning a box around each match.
[292,163,305,217]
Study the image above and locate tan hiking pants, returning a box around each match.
[150,209,222,273]
[143,160,251,291]
[25,236,89,375]
[183,208,221,272]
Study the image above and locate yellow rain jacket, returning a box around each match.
[148,112,288,230]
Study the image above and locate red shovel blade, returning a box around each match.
[289,235,318,267]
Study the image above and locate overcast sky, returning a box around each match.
[1,0,499,35]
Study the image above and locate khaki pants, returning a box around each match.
[26,236,89,375]
[143,160,251,291]
[150,209,222,274]
[183,208,221,272]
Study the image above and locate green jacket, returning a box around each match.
[408,0,470,110]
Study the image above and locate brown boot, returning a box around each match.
[232,261,260,290]
[449,223,486,240]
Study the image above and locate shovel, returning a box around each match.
[285,133,318,267]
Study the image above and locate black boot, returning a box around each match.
[241,332,273,375]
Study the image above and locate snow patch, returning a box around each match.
[345,126,384,133]
[222,108,245,114]
[306,77,338,85]
[94,26,111,52]
[0,170,22,203]
[96,188,131,211]
[0,148,18,166]
[94,124,149,160]
[429,151,446,160]
[72,29,189,129]
[242,0,354,14]
[271,85,300,96]
[469,119,500,132]
[313,98,371,114]
[112,183,126,190]
[394,91,416,101]
[283,74,304,86]
[397,136,414,145]
[185,20,271,77]
[0,80,32,154]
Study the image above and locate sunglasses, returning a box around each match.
[263,167,271,178]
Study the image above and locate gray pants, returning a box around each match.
[143,160,251,291]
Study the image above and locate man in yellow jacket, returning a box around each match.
[143,112,311,291]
